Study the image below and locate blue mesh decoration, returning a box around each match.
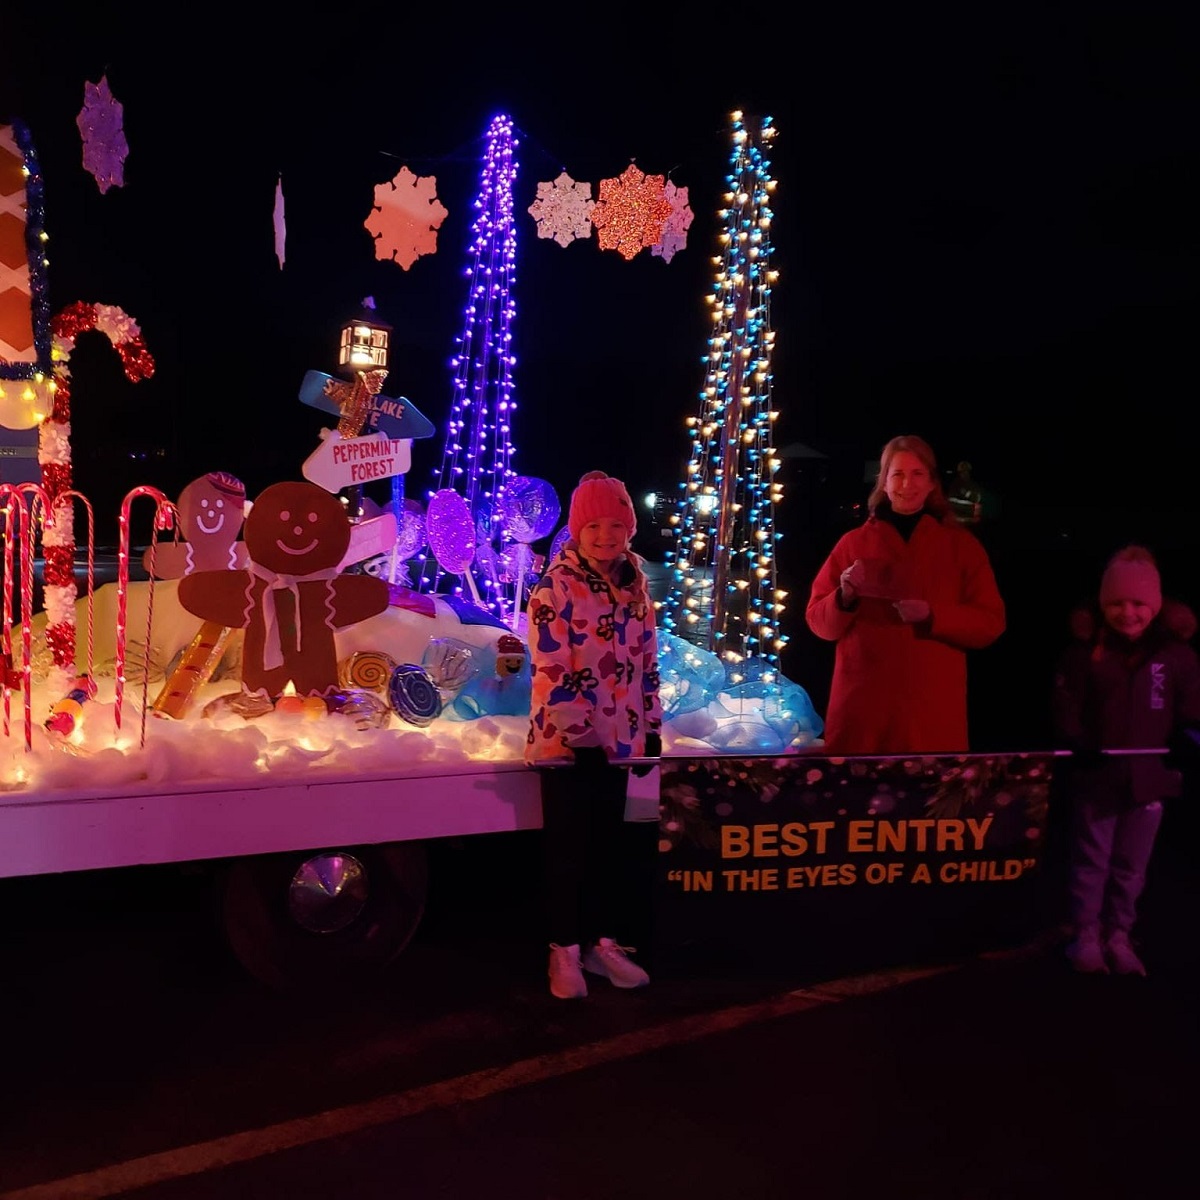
[387,663,443,727]
[656,630,725,717]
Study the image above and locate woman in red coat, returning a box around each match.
[806,434,1006,755]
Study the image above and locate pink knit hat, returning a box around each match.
[568,471,637,541]
[1100,551,1162,617]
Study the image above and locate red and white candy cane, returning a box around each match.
[115,486,177,740]
[49,491,98,678]
[0,483,53,750]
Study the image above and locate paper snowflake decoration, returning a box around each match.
[591,164,673,261]
[76,75,129,194]
[650,181,694,264]
[527,171,595,248]
[364,166,449,270]
[273,174,286,269]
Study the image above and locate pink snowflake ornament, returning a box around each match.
[273,174,286,269]
[591,164,673,261]
[651,181,695,264]
[364,166,449,270]
[76,75,129,194]
[528,171,595,248]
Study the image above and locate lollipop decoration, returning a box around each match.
[547,524,571,566]
[388,498,426,583]
[338,650,397,693]
[426,489,481,606]
[497,476,559,630]
[387,662,442,727]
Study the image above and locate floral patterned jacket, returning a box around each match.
[524,543,663,765]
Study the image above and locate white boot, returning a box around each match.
[1104,931,1147,977]
[1065,927,1107,974]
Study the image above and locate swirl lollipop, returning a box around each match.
[338,650,397,693]
[387,662,443,727]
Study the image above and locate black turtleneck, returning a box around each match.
[877,502,925,542]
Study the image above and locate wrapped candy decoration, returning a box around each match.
[45,675,98,736]
[387,662,443,727]
[326,688,393,730]
[421,638,478,703]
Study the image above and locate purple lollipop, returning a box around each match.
[498,476,560,544]
[426,489,476,573]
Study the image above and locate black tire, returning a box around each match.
[216,842,429,991]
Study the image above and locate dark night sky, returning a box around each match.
[2,7,1194,738]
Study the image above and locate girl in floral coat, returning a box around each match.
[525,471,663,999]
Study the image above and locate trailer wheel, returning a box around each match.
[217,842,429,990]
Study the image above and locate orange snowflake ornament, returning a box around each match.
[591,164,673,261]
[364,166,449,270]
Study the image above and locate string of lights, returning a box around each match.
[414,115,521,617]
[658,112,788,681]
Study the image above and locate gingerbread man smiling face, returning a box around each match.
[245,481,351,574]
[178,481,388,699]
[142,471,248,578]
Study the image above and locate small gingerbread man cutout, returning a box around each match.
[143,472,249,579]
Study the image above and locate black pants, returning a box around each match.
[540,759,644,949]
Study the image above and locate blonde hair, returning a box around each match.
[867,434,953,520]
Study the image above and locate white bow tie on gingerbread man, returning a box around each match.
[249,562,339,671]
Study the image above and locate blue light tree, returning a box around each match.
[659,112,788,685]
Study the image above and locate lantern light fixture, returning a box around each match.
[338,297,391,374]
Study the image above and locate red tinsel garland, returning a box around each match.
[40,302,155,668]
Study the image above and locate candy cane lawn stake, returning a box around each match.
[0,482,52,749]
[50,491,97,679]
[115,486,177,742]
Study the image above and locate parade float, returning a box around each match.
[2,99,1056,990]
[2,109,858,986]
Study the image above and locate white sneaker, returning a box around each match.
[1104,931,1147,977]
[548,943,587,999]
[1065,927,1108,974]
[581,937,650,988]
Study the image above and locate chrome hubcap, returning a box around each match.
[287,853,369,933]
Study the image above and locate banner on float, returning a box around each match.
[655,752,1056,974]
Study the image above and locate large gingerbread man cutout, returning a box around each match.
[142,471,249,578]
[178,481,389,698]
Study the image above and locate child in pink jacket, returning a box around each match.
[526,471,663,999]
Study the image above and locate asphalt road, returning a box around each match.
[1,797,1197,1200]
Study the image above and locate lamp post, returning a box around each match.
[335,298,392,522]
